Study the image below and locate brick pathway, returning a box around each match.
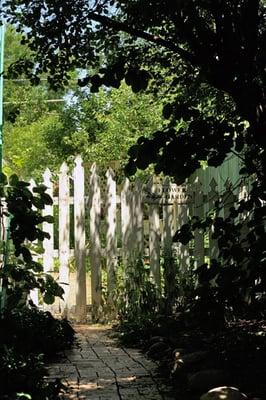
[47,325,174,400]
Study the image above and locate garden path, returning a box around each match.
[47,325,175,400]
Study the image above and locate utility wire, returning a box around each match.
[4,98,66,104]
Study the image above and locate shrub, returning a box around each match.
[0,306,75,357]
[0,306,75,399]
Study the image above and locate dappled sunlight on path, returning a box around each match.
[46,325,174,400]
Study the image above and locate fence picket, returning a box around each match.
[238,180,249,246]
[121,178,132,269]
[43,168,54,273]
[29,179,39,306]
[132,178,144,257]
[89,163,102,321]
[176,202,190,274]
[106,168,117,306]
[147,177,161,288]
[58,162,70,314]
[223,178,237,219]
[208,178,219,260]
[162,178,174,255]
[74,156,87,321]
[193,177,205,268]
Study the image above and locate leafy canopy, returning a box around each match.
[2,1,265,181]
[43,83,163,171]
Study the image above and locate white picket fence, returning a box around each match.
[32,154,246,321]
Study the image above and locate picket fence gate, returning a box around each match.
[30,154,247,321]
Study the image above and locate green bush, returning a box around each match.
[0,306,75,399]
[116,258,159,322]
[0,346,53,399]
[0,306,75,356]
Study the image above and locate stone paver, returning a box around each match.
[47,325,174,400]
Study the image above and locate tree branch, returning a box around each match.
[88,11,196,64]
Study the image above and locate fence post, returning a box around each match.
[43,168,54,273]
[106,168,117,309]
[162,177,174,256]
[132,178,144,257]
[162,177,175,305]
[29,179,39,306]
[147,177,161,289]
[121,178,132,271]
[178,204,190,273]
[89,163,102,321]
[238,180,249,245]
[58,162,70,315]
[193,177,205,268]
[208,178,219,260]
[74,155,87,321]
[223,178,237,219]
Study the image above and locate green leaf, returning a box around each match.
[30,261,43,272]
[162,103,173,119]
[42,215,54,223]
[78,75,90,87]
[42,231,51,239]
[41,193,53,205]
[43,292,55,304]
[17,180,31,188]
[16,393,32,399]
[21,247,33,263]
[32,196,45,209]
[9,174,19,186]
[124,160,137,176]
[33,184,48,194]
[0,172,7,185]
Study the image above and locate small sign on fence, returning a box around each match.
[143,183,191,204]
